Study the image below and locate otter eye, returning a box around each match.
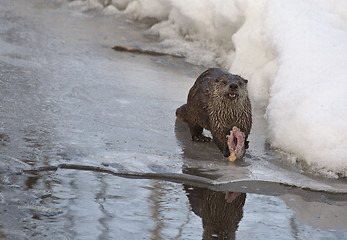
[238,78,248,85]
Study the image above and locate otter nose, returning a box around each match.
[230,83,238,89]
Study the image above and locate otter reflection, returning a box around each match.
[175,115,246,239]
[184,185,246,240]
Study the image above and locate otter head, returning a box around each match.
[213,74,249,102]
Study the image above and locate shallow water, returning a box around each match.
[0,0,346,239]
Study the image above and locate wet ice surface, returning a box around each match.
[0,0,346,239]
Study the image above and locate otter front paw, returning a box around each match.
[223,147,230,157]
[191,135,212,142]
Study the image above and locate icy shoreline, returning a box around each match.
[72,0,347,177]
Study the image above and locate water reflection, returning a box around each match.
[184,185,246,240]
[182,160,246,240]
[175,110,247,239]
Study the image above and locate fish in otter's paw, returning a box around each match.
[176,68,252,158]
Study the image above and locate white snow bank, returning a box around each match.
[264,0,347,177]
[103,0,347,177]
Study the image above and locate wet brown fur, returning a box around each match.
[176,68,252,157]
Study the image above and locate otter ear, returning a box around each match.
[243,79,248,84]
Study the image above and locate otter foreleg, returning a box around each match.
[212,131,230,157]
[188,123,211,142]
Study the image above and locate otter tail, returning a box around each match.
[176,104,188,123]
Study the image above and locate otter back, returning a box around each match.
[176,68,252,157]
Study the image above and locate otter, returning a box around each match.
[176,68,252,158]
[184,185,246,239]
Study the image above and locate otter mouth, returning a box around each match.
[228,92,238,99]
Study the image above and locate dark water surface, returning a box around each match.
[0,0,346,239]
